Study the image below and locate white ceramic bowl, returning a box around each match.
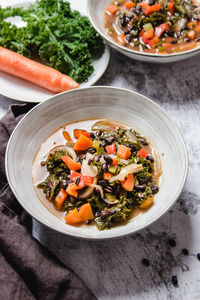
[87,0,200,63]
[6,86,188,239]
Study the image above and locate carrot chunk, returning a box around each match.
[111,158,118,166]
[147,36,159,48]
[0,47,79,93]
[65,208,82,225]
[117,34,126,45]
[55,189,68,209]
[79,203,94,221]
[73,134,93,151]
[66,183,78,198]
[140,197,153,209]
[73,129,90,139]
[155,23,170,38]
[143,29,155,40]
[137,148,148,159]
[82,176,94,186]
[117,145,131,159]
[103,172,113,181]
[106,3,119,15]
[124,1,135,9]
[168,1,175,15]
[105,143,116,154]
[145,3,161,15]
[187,30,195,40]
[61,155,81,171]
[121,174,135,191]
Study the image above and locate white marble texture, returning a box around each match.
[1,0,200,299]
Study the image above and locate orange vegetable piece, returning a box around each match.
[162,43,173,51]
[145,3,161,16]
[82,176,94,186]
[62,130,72,143]
[137,148,148,159]
[65,208,82,225]
[66,183,78,198]
[105,143,116,154]
[124,1,135,9]
[55,189,68,209]
[168,1,175,15]
[187,30,195,40]
[73,129,90,139]
[140,197,153,209]
[73,134,93,151]
[0,47,79,93]
[117,145,131,159]
[117,34,126,46]
[121,174,135,191]
[148,36,159,48]
[106,3,119,15]
[103,172,113,181]
[79,203,94,222]
[139,29,145,37]
[61,155,81,171]
[111,158,118,166]
[143,29,155,40]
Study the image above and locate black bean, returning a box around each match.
[110,209,116,215]
[98,179,108,187]
[40,161,46,166]
[152,185,159,194]
[114,184,121,196]
[184,38,191,43]
[80,153,86,160]
[76,156,81,163]
[147,154,154,163]
[124,29,131,35]
[75,176,81,186]
[105,136,115,145]
[101,140,107,147]
[89,132,95,139]
[139,138,148,145]
[95,130,102,138]
[168,238,176,247]
[171,40,178,44]
[182,248,189,255]
[195,37,200,42]
[125,34,131,43]
[134,6,142,14]
[103,154,113,164]
[132,151,138,157]
[88,159,93,165]
[120,14,128,27]
[87,147,96,154]
[134,184,146,192]
[148,0,154,4]
[86,219,92,224]
[197,253,200,261]
[100,210,111,219]
[102,163,109,172]
[104,186,113,193]
[181,24,188,31]
[171,276,178,287]
[62,180,68,190]
[142,258,150,266]
[94,155,100,162]
[125,143,136,152]
[69,196,76,204]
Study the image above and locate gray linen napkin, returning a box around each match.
[0,103,96,300]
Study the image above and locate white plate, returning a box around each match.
[0,0,110,102]
[5,86,188,240]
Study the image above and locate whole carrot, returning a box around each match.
[0,47,79,93]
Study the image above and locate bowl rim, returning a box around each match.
[86,0,200,59]
[5,86,189,240]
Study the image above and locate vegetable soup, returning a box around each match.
[104,0,200,54]
[32,119,162,230]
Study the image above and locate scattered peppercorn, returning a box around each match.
[171,275,178,287]
[168,238,176,247]
[142,258,150,266]
[182,248,189,255]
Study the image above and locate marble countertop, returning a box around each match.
[1,1,200,299]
